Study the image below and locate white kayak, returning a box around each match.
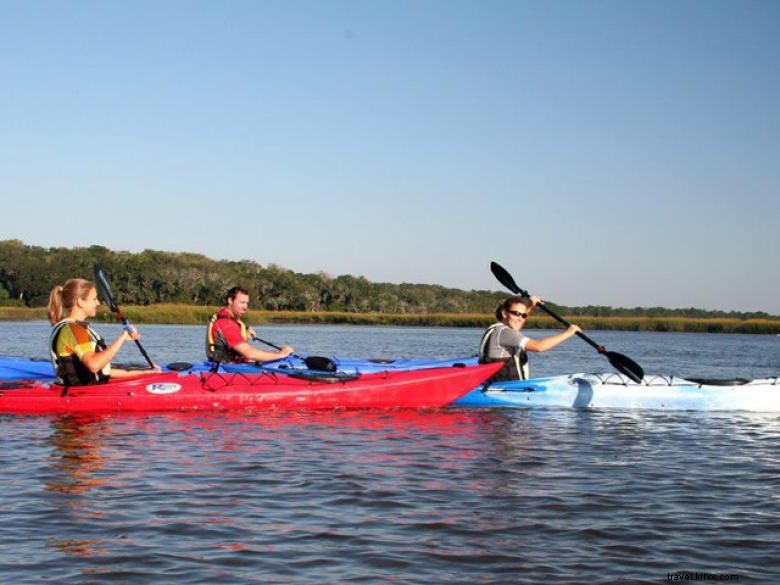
[454,373,780,412]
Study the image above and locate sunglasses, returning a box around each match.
[506,310,528,318]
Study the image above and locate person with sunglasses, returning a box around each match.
[479,295,581,382]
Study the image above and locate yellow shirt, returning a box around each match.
[53,320,111,378]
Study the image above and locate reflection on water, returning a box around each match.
[48,537,110,558]
[46,417,110,497]
[0,408,776,583]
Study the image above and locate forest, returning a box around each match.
[1,240,776,322]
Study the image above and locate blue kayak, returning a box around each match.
[215,355,479,375]
[0,356,56,381]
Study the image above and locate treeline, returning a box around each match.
[0,240,505,314]
[2,306,779,334]
[0,240,777,320]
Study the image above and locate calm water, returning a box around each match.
[1,322,779,583]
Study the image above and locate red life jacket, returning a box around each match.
[205,310,248,363]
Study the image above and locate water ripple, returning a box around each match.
[2,325,780,583]
[4,407,778,583]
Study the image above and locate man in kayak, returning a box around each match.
[206,286,295,363]
[48,278,160,386]
[479,296,581,381]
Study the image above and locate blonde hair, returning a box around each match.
[48,279,95,324]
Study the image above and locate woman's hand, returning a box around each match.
[122,326,140,342]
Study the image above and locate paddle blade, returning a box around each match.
[490,261,527,297]
[605,351,645,383]
[93,264,119,312]
[304,356,337,372]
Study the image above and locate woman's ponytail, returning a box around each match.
[48,285,65,324]
[47,279,95,325]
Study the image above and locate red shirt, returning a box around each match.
[210,309,248,350]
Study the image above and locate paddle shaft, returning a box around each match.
[251,335,336,372]
[252,335,307,361]
[490,262,604,352]
[93,264,155,369]
[499,273,606,352]
[114,309,155,368]
[251,335,284,352]
[529,301,606,353]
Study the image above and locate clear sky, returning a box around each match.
[1,0,778,313]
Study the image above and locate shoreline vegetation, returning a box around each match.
[1,305,778,334]
[1,240,778,334]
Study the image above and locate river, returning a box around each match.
[0,322,778,583]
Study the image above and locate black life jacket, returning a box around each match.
[478,323,530,382]
[205,311,248,363]
[49,320,111,387]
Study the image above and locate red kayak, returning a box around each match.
[0,363,501,415]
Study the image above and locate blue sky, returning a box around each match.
[1,0,778,313]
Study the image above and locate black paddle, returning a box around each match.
[250,335,336,372]
[93,264,155,369]
[490,261,645,383]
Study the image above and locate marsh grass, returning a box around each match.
[1,304,778,334]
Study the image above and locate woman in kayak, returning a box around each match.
[479,296,581,381]
[48,278,159,385]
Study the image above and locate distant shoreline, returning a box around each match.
[1,304,778,334]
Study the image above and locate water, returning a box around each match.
[1,322,779,583]
[4,321,779,379]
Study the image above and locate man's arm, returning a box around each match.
[232,342,294,363]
